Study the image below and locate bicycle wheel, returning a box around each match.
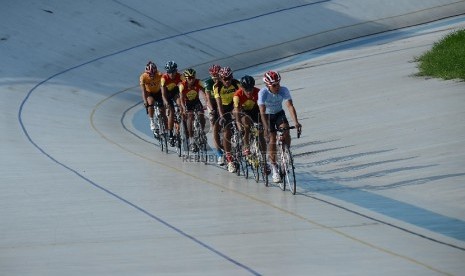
[243,155,249,179]
[247,140,259,182]
[281,145,296,194]
[277,147,286,191]
[160,125,168,154]
[199,133,208,164]
[155,108,168,154]
[261,153,269,187]
[175,132,182,157]
[250,153,259,183]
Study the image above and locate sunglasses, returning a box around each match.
[222,77,232,82]
[270,83,280,87]
[186,76,195,80]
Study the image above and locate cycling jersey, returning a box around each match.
[213,79,240,106]
[140,72,162,93]
[179,79,204,102]
[257,86,292,114]
[204,77,215,97]
[161,72,183,93]
[233,87,259,111]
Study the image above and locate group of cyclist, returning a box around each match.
[140,61,302,183]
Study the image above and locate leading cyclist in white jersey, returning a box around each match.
[257,70,302,183]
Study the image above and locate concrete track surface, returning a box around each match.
[1,1,465,275]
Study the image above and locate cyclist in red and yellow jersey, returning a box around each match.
[213,66,241,172]
[140,61,164,133]
[179,68,209,152]
[233,75,265,156]
[161,61,183,146]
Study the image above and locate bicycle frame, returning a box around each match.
[173,103,188,157]
[191,107,208,163]
[153,104,168,153]
[247,123,267,184]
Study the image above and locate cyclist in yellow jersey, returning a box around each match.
[161,61,183,146]
[213,66,241,172]
[140,61,165,135]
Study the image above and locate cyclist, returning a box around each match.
[257,70,302,183]
[233,75,265,156]
[213,66,241,172]
[179,68,209,152]
[140,61,164,137]
[161,61,183,146]
[204,64,223,163]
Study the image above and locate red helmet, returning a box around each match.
[263,70,281,85]
[208,64,221,77]
[145,61,157,75]
[219,66,233,79]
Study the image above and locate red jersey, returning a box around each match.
[179,79,204,102]
[233,87,259,111]
[161,72,183,93]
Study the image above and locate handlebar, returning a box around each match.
[276,125,301,138]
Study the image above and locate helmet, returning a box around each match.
[208,64,221,77]
[183,68,196,78]
[164,61,177,73]
[219,66,233,79]
[263,70,281,85]
[240,75,255,90]
[145,61,157,75]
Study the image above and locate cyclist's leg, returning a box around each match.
[167,99,175,136]
[275,111,291,147]
[154,93,166,127]
[267,112,279,165]
[241,113,252,154]
[212,110,222,152]
[174,97,182,135]
[223,111,233,154]
[146,95,155,119]
[197,101,206,131]
[186,110,194,140]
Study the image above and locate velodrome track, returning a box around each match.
[2,1,465,275]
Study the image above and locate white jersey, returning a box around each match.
[257,86,292,114]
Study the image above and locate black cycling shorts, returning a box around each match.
[266,110,288,133]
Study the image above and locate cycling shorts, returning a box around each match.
[266,110,288,133]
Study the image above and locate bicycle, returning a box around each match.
[189,106,208,163]
[230,123,247,177]
[272,126,300,194]
[153,103,168,153]
[172,103,188,157]
[247,123,268,184]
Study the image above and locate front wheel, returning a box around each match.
[281,145,296,194]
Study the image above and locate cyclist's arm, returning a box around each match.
[199,89,209,110]
[213,85,224,117]
[140,83,148,105]
[233,95,241,123]
[178,85,186,114]
[161,85,169,105]
[285,99,301,129]
[258,104,269,131]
